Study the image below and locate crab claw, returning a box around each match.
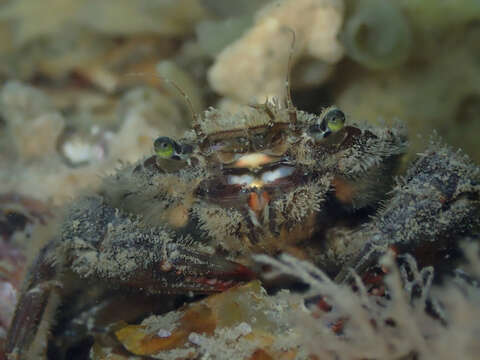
[122,246,256,294]
[172,249,256,292]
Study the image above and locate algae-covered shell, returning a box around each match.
[343,0,412,70]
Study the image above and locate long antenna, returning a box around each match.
[281,27,297,125]
[126,72,204,137]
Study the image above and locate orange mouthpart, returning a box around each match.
[248,191,270,213]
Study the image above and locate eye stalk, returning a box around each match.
[154,137,192,160]
[154,137,176,159]
[309,107,346,140]
[324,108,345,133]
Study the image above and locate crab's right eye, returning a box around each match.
[324,108,345,133]
[154,137,176,159]
[309,108,346,141]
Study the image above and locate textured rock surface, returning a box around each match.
[208,0,345,103]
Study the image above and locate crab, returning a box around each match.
[5,82,480,359]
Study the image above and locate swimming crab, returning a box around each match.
[6,87,480,358]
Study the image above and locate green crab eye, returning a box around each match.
[154,137,175,159]
[324,108,345,133]
[309,108,346,141]
[154,137,193,161]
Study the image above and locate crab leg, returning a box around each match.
[6,241,60,360]
[6,195,255,359]
[336,145,480,283]
[6,246,252,360]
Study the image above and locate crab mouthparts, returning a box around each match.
[195,153,301,212]
[227,166,295,188]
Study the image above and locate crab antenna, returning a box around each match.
[126,72,204,137]
[282,27,297,124]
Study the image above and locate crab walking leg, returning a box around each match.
[6,241,61,360]
[336,144,480,283]
[6,196,254,359]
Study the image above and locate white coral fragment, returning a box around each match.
[254,251,480,360]
[208,0,345,103]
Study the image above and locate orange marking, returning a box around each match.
[248,193,260,212]
[331,318,345,334]
[248,191,271,213]
[261,191,270,204]
[316,297,332,312]
[332,177,355,204]
[249,349,274,360]
[388,245,399,256]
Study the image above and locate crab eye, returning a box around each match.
[154,137,176,159]
[309,108,346,141]
[324,109,345,133]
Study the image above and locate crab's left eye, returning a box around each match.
[154,137,177,159]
